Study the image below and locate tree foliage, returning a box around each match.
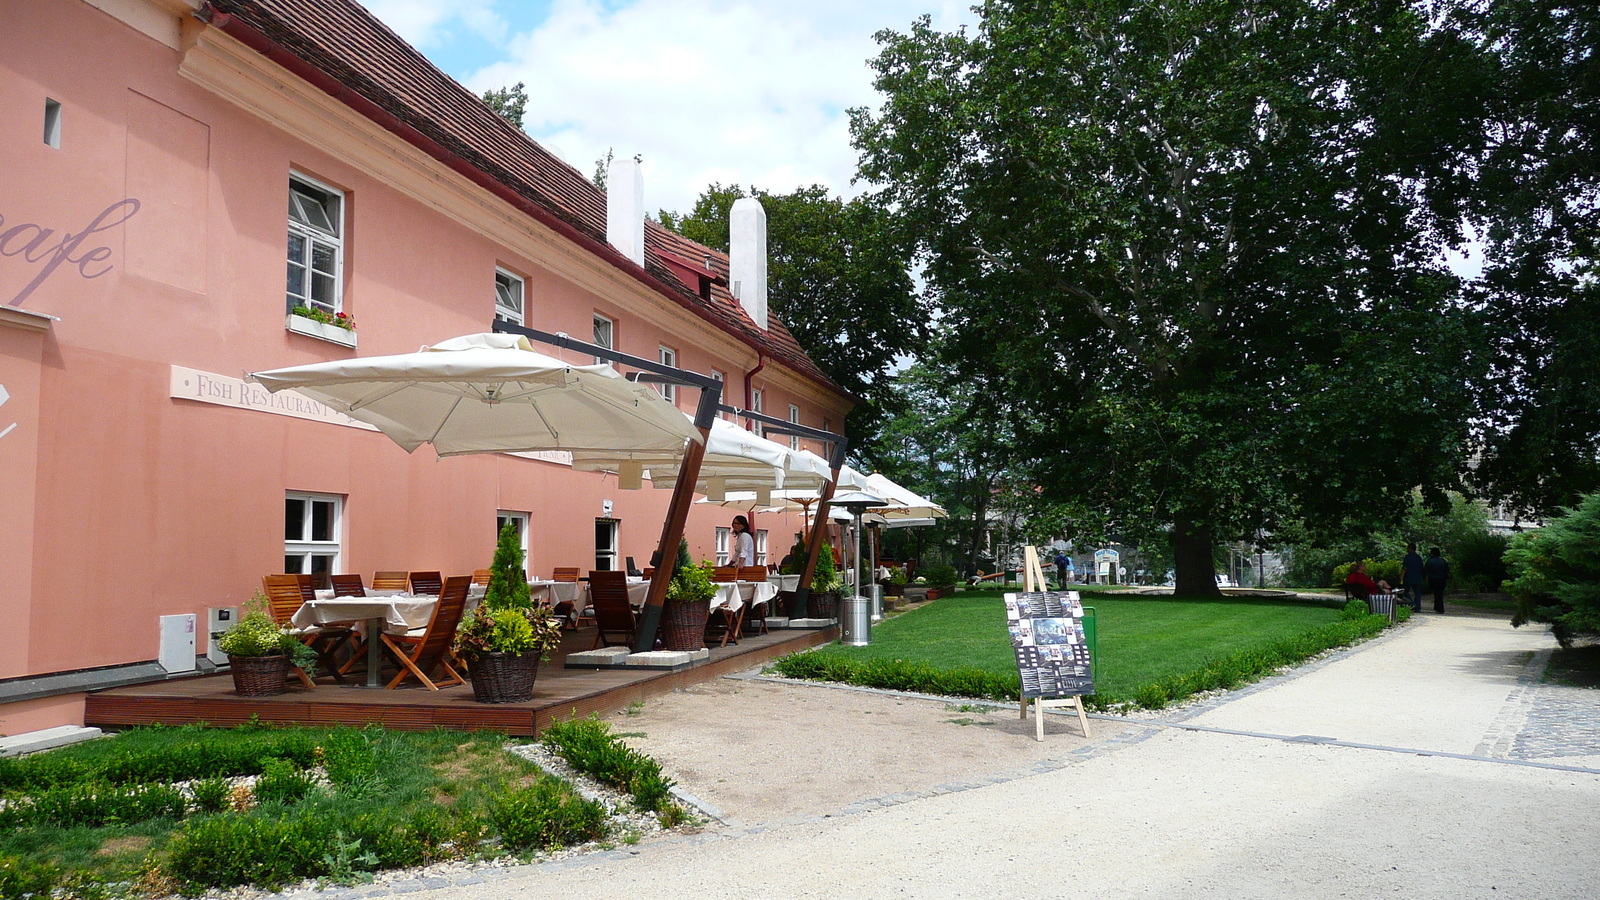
[658,184,923,454]
[480,82,528,129]
[1461,3,1600,517]
[851,0,1485,593]
[1507,492,1600,647]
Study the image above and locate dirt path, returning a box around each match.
[608,672,1135,824]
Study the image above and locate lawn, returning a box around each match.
[772,588,1382,708]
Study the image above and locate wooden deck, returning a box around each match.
[85,625,836,736]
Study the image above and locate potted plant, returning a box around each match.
[217,595,318,697]
[454,604,564,703]
[661,548,716,652]
[806,546,842,618]
[457,522,562,702]
[922,564,959,601]
[882,565,908,597]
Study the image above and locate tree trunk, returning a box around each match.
[1172,519,1223,597]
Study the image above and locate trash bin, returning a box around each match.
[840,596,871,646]
[866,584,883,622]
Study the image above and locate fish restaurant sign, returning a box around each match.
[2,199,140,307]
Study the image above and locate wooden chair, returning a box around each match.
[380,575,470,690]
[372,571,409,591]
[471,568,492,587]
[330,574,366,597]
[712,566,739,583]
[739,566,772,635]
[410,570,443,596]
[553,567,581,583]
[260,574,353,686]
[588,570,636,650]
[642,567,655,579]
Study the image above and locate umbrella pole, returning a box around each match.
[634,390,720,653]
[792,475,838,618]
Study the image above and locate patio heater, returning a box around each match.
[830,489,886,645]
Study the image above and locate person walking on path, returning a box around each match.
[1424,546,1450,613]
[1054,550,1071,589]
[1401,543,1425,612]
[730,515,757,568]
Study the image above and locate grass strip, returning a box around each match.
[769,597,1395,711]
[539,717,677,816]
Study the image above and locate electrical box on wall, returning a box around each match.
[207,608,237,665]
[158,614,197,673]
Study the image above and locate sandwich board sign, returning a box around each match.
[1008,546,1093,740]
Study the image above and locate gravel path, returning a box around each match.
[287,612,1599,900]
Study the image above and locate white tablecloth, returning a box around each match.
[709,581,779,614]
[768,574,800,592]
[292,596,436,634]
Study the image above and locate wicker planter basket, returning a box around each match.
[467,650,540,703]
[806,590,838,619]
[229,654,290,697]
[661,598,710,651]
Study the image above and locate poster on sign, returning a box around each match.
[1004,591,1094,699]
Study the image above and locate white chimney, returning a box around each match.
[729,197,767,329]
[606,158,644,266]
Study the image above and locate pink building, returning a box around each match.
[0,0,852,734]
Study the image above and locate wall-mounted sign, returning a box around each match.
[1005,591,1095,699]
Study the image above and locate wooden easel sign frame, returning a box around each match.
[1009,546,1093,741]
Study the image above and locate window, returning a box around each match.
[593,314,614,365]
[497,510,530,579]
[756,529,769,566]
[750,388,763,437]
[285,492,341,577]
[715,526,730,566]
[494,269,524,326]
[43,99,61,148]
[711,370,727,419]
[788,405,801,451]
[595,519,618,571]
[287,175,343,316]
[658,346,676,404]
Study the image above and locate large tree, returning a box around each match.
[1462,2,1600,518]
[852,0,1484,594]
[659,185,923,457]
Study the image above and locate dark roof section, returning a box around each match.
[198,0,846,397]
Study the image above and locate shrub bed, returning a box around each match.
[539,717,678,815]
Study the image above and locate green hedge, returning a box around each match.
[540,717,676,813]
[769,611,1395,711]
[0,731,319,793]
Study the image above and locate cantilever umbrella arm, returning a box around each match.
[633,382,721,652]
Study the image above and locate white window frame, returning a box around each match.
[787,404,801,451]
[595,518,619,571]
[496,510,531,580]
[658,346,677,404]
[750,388,763,437]
[593,313,614,365]
[715,526,731,566]
[287,173,344,317]
[285,491,342,577]
[756,529,769,566]
[711,370,727,419]
[494,268,525,326]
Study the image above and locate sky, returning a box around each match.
[363,0,979,218]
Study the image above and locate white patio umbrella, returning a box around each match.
[863,473,948,522]
[573,418,829,496]
[248,333,701,456]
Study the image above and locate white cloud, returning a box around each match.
[460,0,978,215]
[361,0,508,49]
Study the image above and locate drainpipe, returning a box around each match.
[743,351,767,424]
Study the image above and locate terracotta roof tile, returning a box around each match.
[201,0,845,396]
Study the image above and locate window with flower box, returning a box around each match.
[286,174,343,317]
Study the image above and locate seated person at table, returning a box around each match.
[1343,561,1390,598]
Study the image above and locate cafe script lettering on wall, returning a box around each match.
[1,199,141,307]
[1005,591,1094,699]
